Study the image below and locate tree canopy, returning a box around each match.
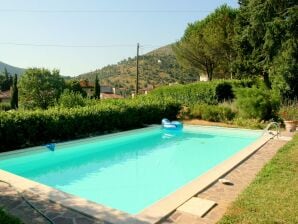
[173,5,237,80]
[65,79,87,97]
[19,68,65,109]
[234,0,298,97]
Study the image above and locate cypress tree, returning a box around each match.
[10,74,18,109]
[93,75,100,99]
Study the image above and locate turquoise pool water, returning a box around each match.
[0,125,262,214]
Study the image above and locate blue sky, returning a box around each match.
[0,0,238,76]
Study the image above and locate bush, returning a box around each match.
[0,96,180,152]
[0,103,11,111]
[189,104,236,122]
[230,117,267,129]
[58,89,86,108]
[279,99,298,121]
[215,82,234,102]
[235,87,281,120]
[150,80,254,106]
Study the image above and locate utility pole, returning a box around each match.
[136,43,140,95]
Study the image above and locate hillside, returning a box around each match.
[77,45,198,96]
[0,61,25,75]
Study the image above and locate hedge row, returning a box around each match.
[0,97,180,151]
[149,79,254,105]
[189,104,236,122]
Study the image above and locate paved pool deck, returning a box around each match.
[0,130,295,224]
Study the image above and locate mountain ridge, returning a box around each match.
[76,44,198,95]
[0,61,25,75]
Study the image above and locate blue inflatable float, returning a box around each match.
[162,118,183,130]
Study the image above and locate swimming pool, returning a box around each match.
[0,125,263,215]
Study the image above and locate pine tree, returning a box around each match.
[93,75,100,99]
[10,74,18,109]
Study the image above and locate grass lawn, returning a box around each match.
[219,134,298,224]
[0,208,22,224]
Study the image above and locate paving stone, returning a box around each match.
[177,198,216,217]
[44,211,62,219]
[53,216,74,224]
[74,217,99,224]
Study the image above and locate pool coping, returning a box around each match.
[0,125,273,224]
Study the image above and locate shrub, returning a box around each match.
[235,87,281,120]
[58,89,86,108]
[189,104,236,122]
[279,100,298,121]
[0,97,180,152]
[215,82,234,102]
[230,117,267,129]
[0,103,11,111]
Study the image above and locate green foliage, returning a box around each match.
[189,104,235,122]
[0,97,180,151]
[0,68,13,91]
[215,82,234,102]
[150,82,218,105]
[271,38,298,99]
[235,86,281,120]
[279,100,298,121]
[173,5,237,80]
[93,75,100,99]
[234,0,297,97]
[65,79,87,97]
[230,117,267,130]
[150,80,254,106]
[0,103,11,111]
[77,45,198,94]
[57,89,86,108]
[10,74,18,109]
[19,68,65,109]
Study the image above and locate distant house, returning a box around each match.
[79,80,94,97]
[0,90,11,103]
[79,80,123,99]
[133,85,155,97]
[100,93,123,99]
[199,74,209,82]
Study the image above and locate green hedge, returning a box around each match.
[149,80,254,106]
[189,104,236,122]
[0,97,180,151]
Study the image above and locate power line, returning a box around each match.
[0,42,164,48]
[0,42,137,48]
[0,9,212,13]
